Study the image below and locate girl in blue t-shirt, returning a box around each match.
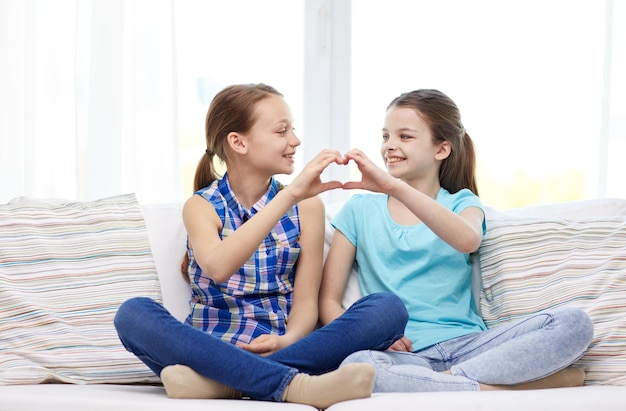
[114,83,407,408]
[319,89,594,392]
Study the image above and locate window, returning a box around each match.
[2,0,623,207]
[349,0,625,209]
[174,0,305,199]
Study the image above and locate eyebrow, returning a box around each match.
[275,119,292,127]
[382,127,418,133]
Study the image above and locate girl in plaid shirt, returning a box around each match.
[115,83,408,409]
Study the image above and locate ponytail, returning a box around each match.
[439,131,479,196]
[194,150,220,193]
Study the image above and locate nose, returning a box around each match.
[382,138,395,151]
[291,132,301,147]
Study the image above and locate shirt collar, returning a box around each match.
[218,173,280,220]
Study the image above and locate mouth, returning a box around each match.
[386,157,405,164]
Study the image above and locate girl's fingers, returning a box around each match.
[288,150,347,200]
[320,180,344,192]
[342,181,363,190]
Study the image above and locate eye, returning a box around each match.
[400,134,412,140]
[382,134,389,141]
[278,128,288,135]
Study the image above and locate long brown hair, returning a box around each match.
[387,89,478,196]
[194,83,283,192]
[181,83,284,279]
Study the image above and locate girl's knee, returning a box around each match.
[341,350,400,371]
[364,292,409,329]
[388,293,409,331]
[114,297,156,334]
[341,350,377,367]
[548,307,594,354]
[555,307,594,347]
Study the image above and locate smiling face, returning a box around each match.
[242,94,301,176]
[381,106,447,185]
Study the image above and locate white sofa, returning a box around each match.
[1,194,625,410]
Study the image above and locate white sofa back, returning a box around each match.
[141,203,189,322]
[143,197,626,323]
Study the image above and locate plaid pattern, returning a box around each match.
[186,174,301,345]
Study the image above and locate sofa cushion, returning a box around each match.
[0,193,161,385]
[479,212,626,386]
[0,383,318,411]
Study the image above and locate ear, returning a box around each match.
[435,141,451,161]
[227,132,248,155]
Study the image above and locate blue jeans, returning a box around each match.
[341,307,593,392]
[114,292,407,401]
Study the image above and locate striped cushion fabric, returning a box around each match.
[479,216,626,386]
[0,194,161,385]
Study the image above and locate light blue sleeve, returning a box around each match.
[329,194,364,247]
[451,189,486,235]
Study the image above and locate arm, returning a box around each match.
[183,187,304,283]
[281,195,326,344]
[184,149,345,284]
[318,229,356,325]
[319,214,414,352]
[387,180,484,253]
[343,149,484,253]
[238,196,326,355]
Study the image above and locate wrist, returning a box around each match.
[280,185,300,205]
[386,178,406,198]
[280,332,299,348]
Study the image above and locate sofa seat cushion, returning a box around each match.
[326,386,626,411]
[0,383,317,411]
[0,194,161,385]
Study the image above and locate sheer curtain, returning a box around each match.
[0,0,180,204]
[2,0,622,207]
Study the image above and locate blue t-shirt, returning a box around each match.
[331,188,487,351]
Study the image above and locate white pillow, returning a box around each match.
[141,203,190,322]
[324,202,362,309]
[0,194,161,385]
[479,215,626,386]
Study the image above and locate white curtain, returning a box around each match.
[0,0,180,204]
[2,0,622,206]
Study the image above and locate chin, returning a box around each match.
[386,166,401,177]
[278,166,294,175]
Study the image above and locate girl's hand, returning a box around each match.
[285,149,345,201]
[386,336,413,352]
[342,149,396,194]
[236,334,287,356]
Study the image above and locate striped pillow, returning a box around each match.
[0,193,161,385]
[479,216,626,386]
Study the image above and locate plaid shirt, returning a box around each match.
[185,174,301,345]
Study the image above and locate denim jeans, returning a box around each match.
[114,292,407,401]
[341,307,594,392]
